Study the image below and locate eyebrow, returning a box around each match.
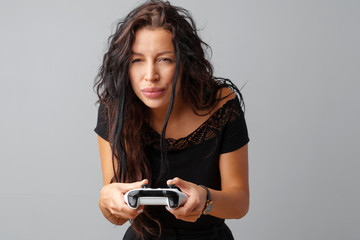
[131,51,175,56]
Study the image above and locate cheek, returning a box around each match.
[129,70,139,88]
[164,67,176,81]
[129,77,140,100]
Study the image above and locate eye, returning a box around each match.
[131,58,142,64]
[159,58,174,63]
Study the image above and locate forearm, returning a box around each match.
[209,187,249,219]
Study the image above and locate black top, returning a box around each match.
[94,96,249,230]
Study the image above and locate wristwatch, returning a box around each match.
[199,185,213,215]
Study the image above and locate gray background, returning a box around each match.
[1,0,359,239]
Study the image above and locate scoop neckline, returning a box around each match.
[148,97,238,142]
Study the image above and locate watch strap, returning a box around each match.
[199,185,212,201]
[199,185,213,215]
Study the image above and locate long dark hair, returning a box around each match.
[94,0,243,237]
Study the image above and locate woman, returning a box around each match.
[94,1,249,239]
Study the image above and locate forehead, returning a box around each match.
[132,28,174,54]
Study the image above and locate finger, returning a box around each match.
[122,179,149,192]
[177,195,202,213]
[132,178,148,188]
[126,179,149,190]
[167,177,187,188]
[103,193,140,218]
[111,206,143,219]
[169,210,201,222]
[176,210,202,219]
[177,213,201,221]
[170,206,200,219]
[100,201,129,223]
[166,202,201,217]
[167,177,192,195]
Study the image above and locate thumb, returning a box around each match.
[167,177,190,192]
[124,179,148,192]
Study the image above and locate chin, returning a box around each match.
[147,103,169,111]
[139,94,167,106]
[142,100,167,110]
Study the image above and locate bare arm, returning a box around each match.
[166,144,249,221]
[97,135,147,225]
[210,143,249,218]
[98,135,114,185]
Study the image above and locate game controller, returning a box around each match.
[124,184,188,209]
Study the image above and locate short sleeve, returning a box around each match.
[94,103,109,141]
[220,100,249,154]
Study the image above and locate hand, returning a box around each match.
[99,179,148,225]
[166,177,207,222]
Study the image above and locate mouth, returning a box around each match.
[141,87,165,98]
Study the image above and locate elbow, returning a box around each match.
[233,205,249,219]
[232,194,249,219]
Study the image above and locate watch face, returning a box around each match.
[204,201,213,215]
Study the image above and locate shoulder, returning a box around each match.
[212,87,237,114]
[218,87,237,101]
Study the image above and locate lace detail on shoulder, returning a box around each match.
[145,97,243,151]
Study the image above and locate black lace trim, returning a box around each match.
[145,97,243,151]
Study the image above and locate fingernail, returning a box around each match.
[165,206,170,211]
[137,209,143,214]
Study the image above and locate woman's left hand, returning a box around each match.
[166,177,207,222]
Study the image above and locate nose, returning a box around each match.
[144,62,159,82]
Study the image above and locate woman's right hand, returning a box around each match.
[98,179,148,225]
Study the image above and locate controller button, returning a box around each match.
[129,196,137,207]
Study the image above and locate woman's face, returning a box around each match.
[129,27,180,112]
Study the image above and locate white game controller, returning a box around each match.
[124,184,188,209]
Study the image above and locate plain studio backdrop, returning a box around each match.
[1,0,359,239]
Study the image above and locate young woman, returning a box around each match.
[94,1,249,239]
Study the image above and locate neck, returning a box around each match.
[150,97,188,133]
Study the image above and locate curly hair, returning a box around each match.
[94,0,243,238]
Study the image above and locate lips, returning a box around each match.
[141,87,165,98]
